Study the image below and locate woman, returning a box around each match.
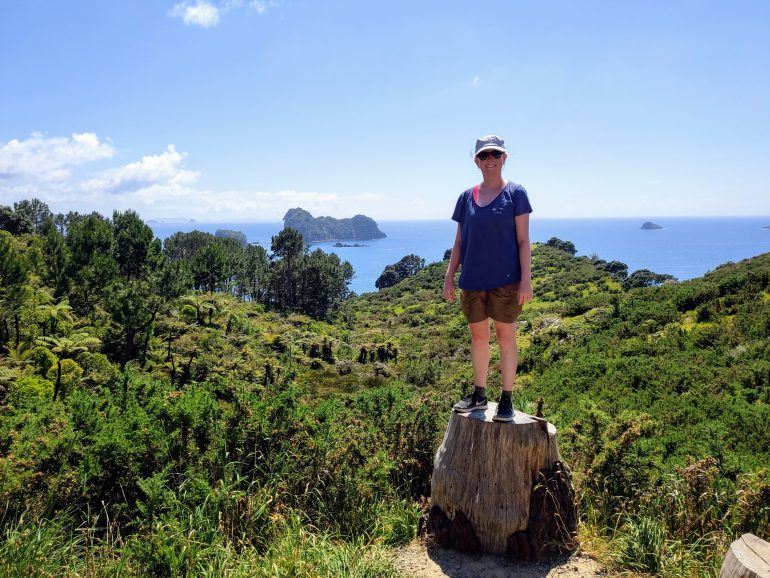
[443,135,533,422]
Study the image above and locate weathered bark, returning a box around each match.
[121,373,129,409]
[52,358,62,401]
[139,312,157,369]
[120,325,136,372]
[428,403,578,559]
[720,533,770,578]
[180,349,196,386]
[0,318,8,354]
[170,354,176,386]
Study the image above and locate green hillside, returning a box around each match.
[1,207,769,576]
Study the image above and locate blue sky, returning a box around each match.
[1,0,769,221]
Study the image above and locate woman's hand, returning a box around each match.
[443,275,456,301]
[518,279,533,305]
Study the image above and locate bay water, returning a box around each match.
[149,217,770,295]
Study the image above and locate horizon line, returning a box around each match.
[143,214,770,224]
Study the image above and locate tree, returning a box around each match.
[592,258,629,280]
[214,237,245,295]
[264,229,353,317]
[269,228,306,310]
[105,257,190,370]
[192,241,228,293]
[237,244,270,302]
[546,237,577,255]
[63,211,87,233]
[271,227,305,261]
[0,231,29,349]
[36,332,101,401]
[40,218,70,297]
[603,260,629,280]
[393,254,425,278]
[376,254,425,289]
[36,298,74,337]
[0,205,33,235]
[166,233,239,294]
[113,209,162,280]
[298,249,354,319]
[375,266,401,290]
[623,269,676,289]
[163,230,214,261]
[65,214,118,316]
[14,198,52,233]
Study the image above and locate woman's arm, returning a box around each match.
[515,213,533,305]
[443,223,462,301]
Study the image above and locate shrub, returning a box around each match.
[584,412,662,513]
[78,351,119,387]
[732,468,770,538]
[8,374,53,405]
[46,358,84,398]
[29,346,57,377]
[336,360,354,375]
[657,457,729,540]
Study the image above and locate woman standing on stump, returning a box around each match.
[443,135,533,422]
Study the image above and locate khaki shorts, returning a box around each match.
[460,282,522,324]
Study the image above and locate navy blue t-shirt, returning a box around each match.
[451,182,533,291]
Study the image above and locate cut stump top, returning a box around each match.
[455,405,557,434]
[720,533,770,578]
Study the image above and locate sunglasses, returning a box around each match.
[476,150,504,160]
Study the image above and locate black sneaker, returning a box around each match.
[453,391,488,413]
[493,396,514,422]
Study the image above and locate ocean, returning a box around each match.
[148,217,770,295]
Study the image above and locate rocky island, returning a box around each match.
[283,208,386,242]
[641,221,663,230]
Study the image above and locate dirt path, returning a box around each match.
[394,540,608,578]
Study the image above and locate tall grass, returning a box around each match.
[0,510,128,577]
[613,516,666,575]
[577,458,768,576]
[0,509,404,578]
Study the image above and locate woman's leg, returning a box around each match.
[493,321,518,392]
[469,319,491,388]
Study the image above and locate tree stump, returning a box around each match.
[427,403,578,560]
[719,534,770,578]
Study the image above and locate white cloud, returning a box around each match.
[117,187,341,220]
[0,132,114,180]
[82,145,200,195]
[249,0,268,14]
[0,131,388,221]
[472,75,480,86]
[169,0,276,26]
[169,1,220,27]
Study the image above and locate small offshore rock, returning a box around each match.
[641,221,663,230]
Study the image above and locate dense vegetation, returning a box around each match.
[1,198,769,576]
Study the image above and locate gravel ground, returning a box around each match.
[394,540,609,578]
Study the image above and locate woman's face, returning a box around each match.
[474,150,506,176]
